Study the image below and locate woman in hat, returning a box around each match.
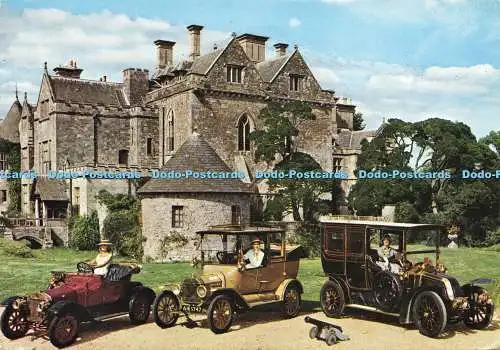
[243,238,264,269]
[376,235,401,273]
[88,239,114,276]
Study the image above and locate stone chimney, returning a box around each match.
[154,40,176,69]
[236,34,269,63]
[274,43,288,57]
[123,68,149,106]
[53,59,83,79]
[187,24,203,59]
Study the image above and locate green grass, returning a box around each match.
[0,241,498,306]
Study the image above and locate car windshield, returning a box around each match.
[404,227,446,263]
[198,234,266,265]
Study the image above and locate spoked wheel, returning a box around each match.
[309,326,319,339]
[326,332,337,346]
[207,295,233,334]
[464,286,495,330]
[373,271,403,312]
[129,294,151,324]
[320,280,345,318]
[412,291,447,338]
[48,313,79,348]
[282,284,301,318]
[0,303,29,340]
[153,291,179,328]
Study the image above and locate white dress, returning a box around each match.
[244,250,264,269]
[94,253,113,276]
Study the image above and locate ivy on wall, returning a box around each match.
[0,140,21,216]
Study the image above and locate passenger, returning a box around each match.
[88,239,114,276]
[243,239,264,269]
[376,235,401,273]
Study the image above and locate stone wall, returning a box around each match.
[141,193,251,261]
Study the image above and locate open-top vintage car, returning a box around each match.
[319,219,496,337]
[152,225,305,334]
[1,262,155,348]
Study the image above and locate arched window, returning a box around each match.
[164,109,174,152]
[237,115,251,151]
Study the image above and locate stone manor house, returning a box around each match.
[0,24,379,260]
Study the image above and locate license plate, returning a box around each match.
[181,304,203,313]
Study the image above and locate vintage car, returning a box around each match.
[152,225,305,334]
[1,262,155,348]
[318,219,496,338]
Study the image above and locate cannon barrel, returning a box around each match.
[304,316,343,331]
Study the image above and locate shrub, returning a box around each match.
[0,238,34,258]
[158,231,189,261]
[288,222,321,258]
[69,211,100,250]
[103,210,144,259]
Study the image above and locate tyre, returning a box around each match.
[326,332,337,345]
[207,295,233,334]
[282,283,301,318]
[129,293,151,324]
[153,291,179,329]
[373,271,403,313]
[309,326,319,339]
[464,286,495,330]
[320,280,345,318]
[0,303,29,340]
[48,312,79,348]
[412,291,447,338]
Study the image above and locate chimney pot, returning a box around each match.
[187,24,204,59]
[274,43,288,57]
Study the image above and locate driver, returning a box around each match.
[87,239,113,275]
[243,239,264,269]
[376,235,401,273]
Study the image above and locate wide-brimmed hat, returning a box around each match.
[97,239,113,246]
[251,239,263,245]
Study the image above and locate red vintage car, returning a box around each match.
[1,262,155,348]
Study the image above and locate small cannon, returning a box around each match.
[305,316,350,346]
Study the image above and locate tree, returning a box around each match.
[353,112,366,131]
[479,130,500,156]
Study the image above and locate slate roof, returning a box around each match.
[255,53,292,82]
[49,76,125,107]
[335,129,378,150]
[35,178,69,201]
[0,100,22,143]
[138,132,254,194]
[189,48,224,75]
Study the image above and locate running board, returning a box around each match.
[93,312,130,321]
[345,304,399,317]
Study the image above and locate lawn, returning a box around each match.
[0,241,499,306]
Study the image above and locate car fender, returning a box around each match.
[1,296,23,307]
[208,289,249,311]
[400,285,446,324]
[47,299,91,322]
[275,279,303,301]
[130,286,156,305]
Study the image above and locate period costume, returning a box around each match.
[91,240,114,276]
[376,238,401,273]
[244,239,264,269]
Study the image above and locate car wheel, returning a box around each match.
[464,286,495,330]
[412,291,447,338]
[326,332,337,345]
[48,312,79,348]
[207,295,233,334]
[0,303,29,340]
[153,291,179,329]
[282,284,301,318]
[320,280,345,318]
[129,294,151,324]
[309,326,319,339]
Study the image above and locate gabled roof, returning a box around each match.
[138,132,254,194]
[48,76,125,107]
[335,129,378,150]
[0,99,22,143]
[35,178,68,201]
[255,53,293,82]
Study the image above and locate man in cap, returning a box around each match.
[87,239,114,275]
[243,238,265,269]
[376,235,401,273]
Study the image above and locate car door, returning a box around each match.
[345,226,368,289]
[238,268,260,294]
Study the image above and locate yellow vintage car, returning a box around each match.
[152,225,304,334]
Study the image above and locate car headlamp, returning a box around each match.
[11,300,20,310]
[196,285,207,298]
[443,279,455,300]
[171,285,181,295]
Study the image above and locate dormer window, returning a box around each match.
[227,65,243,83]
[289,74,303,91]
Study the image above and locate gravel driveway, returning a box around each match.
[0,303,499,350]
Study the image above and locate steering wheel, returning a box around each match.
[77,262,94,274]
[216,251,238,264]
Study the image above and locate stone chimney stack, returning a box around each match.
[53,59,83,79]
[187,24,203,59]
[236,34,269,63]
[274,43,288,57]
[154,40,176,69]
[123,68,149,107]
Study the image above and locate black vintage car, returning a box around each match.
[318,219,496,337]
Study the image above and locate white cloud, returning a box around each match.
[288,17,302,28]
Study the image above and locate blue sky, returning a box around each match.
[0,0,499,137]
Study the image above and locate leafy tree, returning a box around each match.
[69,211,100,250]
[479,130,500,155]
[353,112,366,131]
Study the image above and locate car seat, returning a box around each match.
[104,264,133,282]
